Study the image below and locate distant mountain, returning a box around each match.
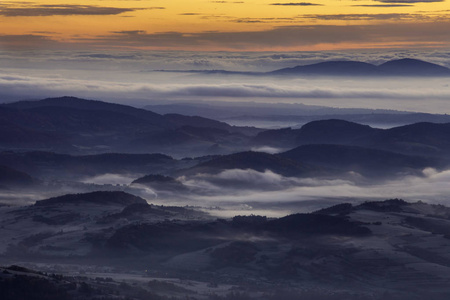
[378,58,450,76]
[271,60,381,76]
[270,58,450,76]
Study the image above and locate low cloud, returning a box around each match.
[270,2,323,6]
[0,4,142,17]
[250,146,285,154]
[80,174,137,185]
[354,4,413,7]
[298,14,424,21]
[81,21,450,51]
[172,168,450,216]
[0,34,60,50]
[376,0,443,2]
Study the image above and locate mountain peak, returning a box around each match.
[378,58,450,75]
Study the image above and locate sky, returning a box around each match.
[1,0,450,51]
[1,2,450,114]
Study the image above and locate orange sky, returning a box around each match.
[1,0,450,50]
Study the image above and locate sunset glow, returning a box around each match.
[1,0,449,50]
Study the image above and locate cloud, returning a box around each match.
[76,21,450,51]
[111,30,147,35]
[0,4,143,17]
[80,174,137,185]
[353,4,414,7]
[376,0,443,2]
[211,1,245,3]
[298,14,424,21]
[0,34,60,50]
[76,54,138,60]
[250,146,285,154]
[2,70,450,108]
[271,2,323,6]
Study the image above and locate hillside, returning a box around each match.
[178,151,320,177]
[1,197,450,298]
[254,119,450,158]
[279,144,440,177]
[0,165,37,188]
[0,97,258,156]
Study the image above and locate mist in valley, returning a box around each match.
[2,50,450,299]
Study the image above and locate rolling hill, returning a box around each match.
[0,96,258,156]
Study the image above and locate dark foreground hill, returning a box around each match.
[2,196,450,299]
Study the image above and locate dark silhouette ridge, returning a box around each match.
[34,191,147,207]
[0,165,36,188]
[271,60,381,76]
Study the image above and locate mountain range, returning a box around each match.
[155,58,450,77]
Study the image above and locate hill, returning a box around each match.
[179,151,319,177]
[254,119,450,158]
[0,151,179,179]
[0,165,36,188]
[0,97,258,156]
[278,144,438,177]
